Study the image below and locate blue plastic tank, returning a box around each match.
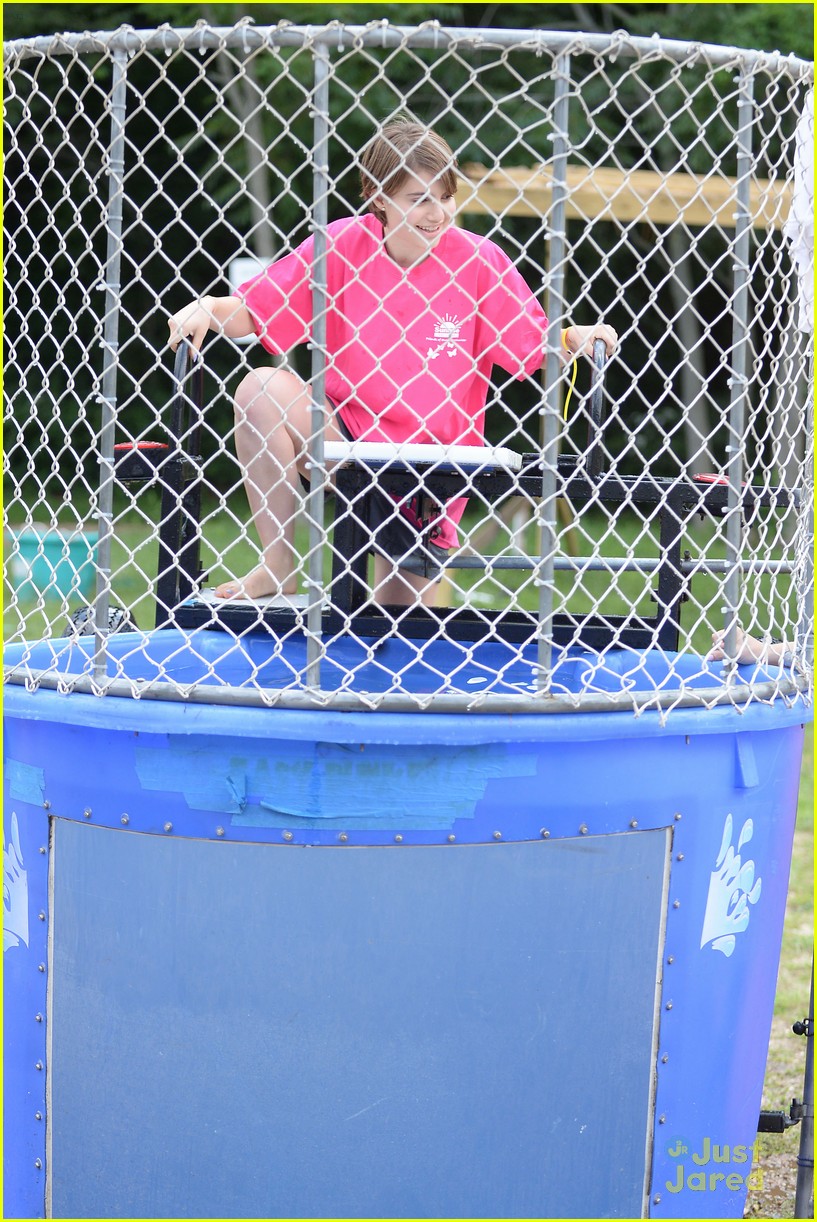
[3,629,808,1219]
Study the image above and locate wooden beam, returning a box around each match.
[458,162,793,230]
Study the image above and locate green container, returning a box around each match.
[6,526,98,599]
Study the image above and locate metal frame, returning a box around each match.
[3,20,812,714]
[113,341,205,628]
[145,340,800,658]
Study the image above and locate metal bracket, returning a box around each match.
[758,1098,805,1133]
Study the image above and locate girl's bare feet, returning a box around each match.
[213,566,298,601]
[708,628,788,666]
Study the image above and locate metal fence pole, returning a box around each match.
[723,66,755,667]
[305,39,331,687]
[794,963,814,1218]
[536,52,571,688]
[92,44,128,685]
[798,353,814,670]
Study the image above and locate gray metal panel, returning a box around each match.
[49,823,669,1219]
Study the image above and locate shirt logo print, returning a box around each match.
[426,313,463,360]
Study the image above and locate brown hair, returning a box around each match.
[359,117,458,221]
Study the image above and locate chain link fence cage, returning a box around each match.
[3,19,814,713]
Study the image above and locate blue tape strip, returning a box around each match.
[6,759,45,806]
[135,737,537,828]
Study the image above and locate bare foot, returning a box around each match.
[213,566,298,601]
[708,628,787,666]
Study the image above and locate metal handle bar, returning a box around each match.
[154,341,205,626]
[170,339,204,452]
[585,337,607,479]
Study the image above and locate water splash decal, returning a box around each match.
[3,812,29,953]
[700,813,762,957]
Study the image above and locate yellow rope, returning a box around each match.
[561,328,578,421]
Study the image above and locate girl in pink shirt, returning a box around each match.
[168,118,617,606]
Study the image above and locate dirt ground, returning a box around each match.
[745,1006,812,1219]
[743,1141,809,1219]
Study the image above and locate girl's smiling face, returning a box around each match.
[375,169,457,267]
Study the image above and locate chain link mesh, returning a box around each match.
[3,21,813,712]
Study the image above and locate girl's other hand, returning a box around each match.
[168,297,214,351]
[564,322,618,358]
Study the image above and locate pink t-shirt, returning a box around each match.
[239,214,549,547]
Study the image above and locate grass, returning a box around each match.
[3,490,803,659]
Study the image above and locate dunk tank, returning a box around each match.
[3,19,814,1220]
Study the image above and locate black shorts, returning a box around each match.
[333,413,450,580]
